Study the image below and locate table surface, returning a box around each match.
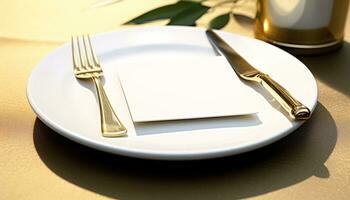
[1,1,349,199]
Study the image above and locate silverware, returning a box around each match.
[206,29,311,120]
[71,35,127,137]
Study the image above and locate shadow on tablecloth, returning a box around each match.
[299,41,350,97]
[33,102,336,200]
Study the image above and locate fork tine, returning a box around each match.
[86,34,100,66]
[71,36,81,70]
[77,36,88,69]
[83,35,95,69]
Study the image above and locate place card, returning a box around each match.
[118,57,258,122]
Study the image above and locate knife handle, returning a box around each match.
[258,73,311,120]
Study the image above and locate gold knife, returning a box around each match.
[206,29,311,120]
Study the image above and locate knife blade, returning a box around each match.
[206,29,311,120]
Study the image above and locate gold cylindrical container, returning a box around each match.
[255,0,349,55]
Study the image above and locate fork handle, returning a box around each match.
[92,76,127,137]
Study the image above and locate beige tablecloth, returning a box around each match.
[1,1,349,199]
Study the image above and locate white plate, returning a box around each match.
[27,26,318,160]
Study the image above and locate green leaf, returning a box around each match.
[124,1,203,25]
[209,13,230,29]
[168,3,209,26]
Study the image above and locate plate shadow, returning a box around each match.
[33,103,336,199]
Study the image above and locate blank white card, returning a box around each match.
[118,57,258,122]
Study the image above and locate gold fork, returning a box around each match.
[71,35,127,137]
